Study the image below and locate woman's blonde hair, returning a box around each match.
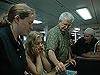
[24,31,43,60]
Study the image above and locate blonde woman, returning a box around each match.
[24,31,52,75]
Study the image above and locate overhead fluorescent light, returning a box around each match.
[72,30,79,32]
[40,31,45,33]
[23,36,27,41]
[74,28,80,31]
[33,20,42,24]
[76,8,92,20]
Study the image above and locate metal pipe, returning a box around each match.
[94,40,100,55]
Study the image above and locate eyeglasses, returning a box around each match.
[62,22,72,28]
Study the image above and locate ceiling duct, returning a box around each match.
[0,0,13,4]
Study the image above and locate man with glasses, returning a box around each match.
[46,12,76,73]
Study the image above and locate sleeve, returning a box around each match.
[46,30,58,53]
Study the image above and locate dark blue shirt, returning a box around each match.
[0,27,27,75]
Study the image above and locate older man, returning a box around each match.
[46,12,76,72]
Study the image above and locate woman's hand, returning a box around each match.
[32,47,40,56]
[55,62,66,72]
[32,45,44,56]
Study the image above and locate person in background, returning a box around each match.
[0,3,35,75]
[46,12,76,72]
[71,28,100,75]
[82,40,100,58]
[24,31,52,75]
[72,28,98,57]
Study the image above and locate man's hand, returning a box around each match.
[69,59,76,67]
[55,62,66,72]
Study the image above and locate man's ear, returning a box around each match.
[14,15,20,24]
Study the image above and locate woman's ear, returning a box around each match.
[14,15,20,24]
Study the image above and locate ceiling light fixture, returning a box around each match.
[76,8,92,20]
[33,20,42,24]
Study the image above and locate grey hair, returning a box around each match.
[59,12,74,23]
